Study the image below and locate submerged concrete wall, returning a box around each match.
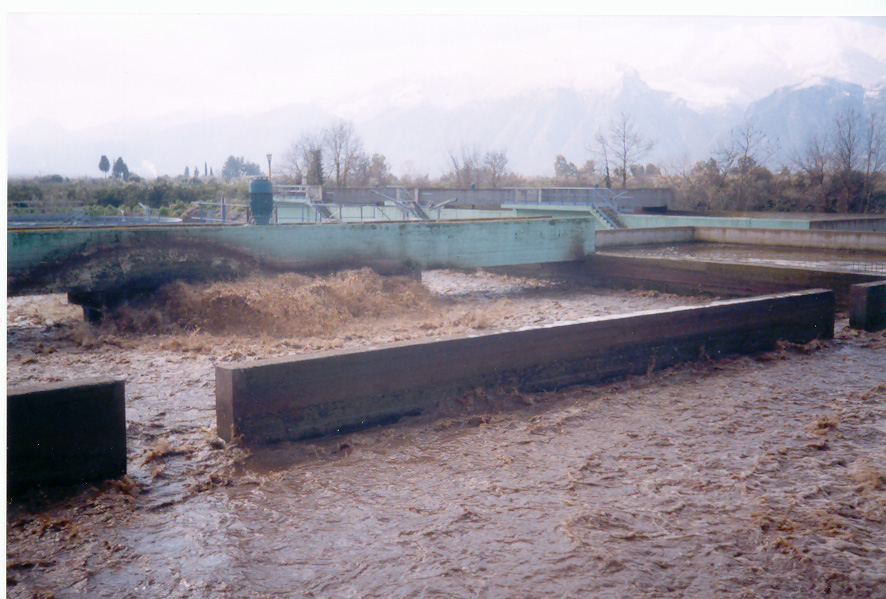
[569,254,881,310]
[216,290,834,445]
[7,378,126,495]
[849,281,886,331]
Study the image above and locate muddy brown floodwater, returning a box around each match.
[6,268,886,598]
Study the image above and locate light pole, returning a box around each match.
[266,154,273,179]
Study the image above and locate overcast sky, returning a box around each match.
[6,7,886,133]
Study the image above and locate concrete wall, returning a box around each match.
[596,227,696,248]
[7,378,126,495]
[693,227,886,251]
[849,281,886,331]
[618,213,886,233]
[216,290,834,445]
[594,225,886,253]
[620,213,813,230]
[809,218,886,233]
[8,217,595,296]
[568,254,882,310]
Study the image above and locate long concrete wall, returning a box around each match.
[8,217,595,296]
[594,226,886,252]
[619,213,886,233]
[693,227,886,251]
[7,378,127,495]
[216,290,834,445]
[566,254,882,310]
[620,213,813,230]
[810,218,886,232]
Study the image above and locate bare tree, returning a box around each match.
[447,145,482,188]
[282,133,323,183]
[830,108,865,212]
[716,120,774,210]
[832,108,862,177]
[590,129,612,189]
[323,120,364,187]
[791,133,832,211]
[483,150,509,188]
[792,133,831,187]
[861,112,886,213]
[608,112,655,188]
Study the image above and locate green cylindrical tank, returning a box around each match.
[249,178,274,225]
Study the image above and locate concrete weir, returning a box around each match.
[216,289,834,445]
[7,378,127,495]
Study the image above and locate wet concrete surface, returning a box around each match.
[6,269,886,598]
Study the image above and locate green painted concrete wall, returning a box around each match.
[8,217,595,295]
[619,213,812,230]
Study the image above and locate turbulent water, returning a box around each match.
[6,269,886,598]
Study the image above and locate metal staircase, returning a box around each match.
[371,187,431,220]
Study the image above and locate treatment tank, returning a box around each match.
[249,178,274,225]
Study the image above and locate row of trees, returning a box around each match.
[97,155,264,183]
[98,155,133,181]
[665,108,885,213]
[69,108,886,216]
[281,120,394,188]
[8,176,252,218]
[183,162,216,179]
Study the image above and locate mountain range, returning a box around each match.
[8,73,886,180]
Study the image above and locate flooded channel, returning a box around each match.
[7,268,886,598]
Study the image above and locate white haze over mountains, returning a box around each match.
[9,74,886,179]
[6,14,886,179]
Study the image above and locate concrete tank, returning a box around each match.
[249,178,274,225]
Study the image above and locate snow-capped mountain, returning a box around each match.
[7,73,885,179]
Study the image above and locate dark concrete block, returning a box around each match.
[217,290,834,445]
[849,281,886,332]
[7,378,126,495]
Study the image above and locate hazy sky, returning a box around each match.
[7,7,886,133]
